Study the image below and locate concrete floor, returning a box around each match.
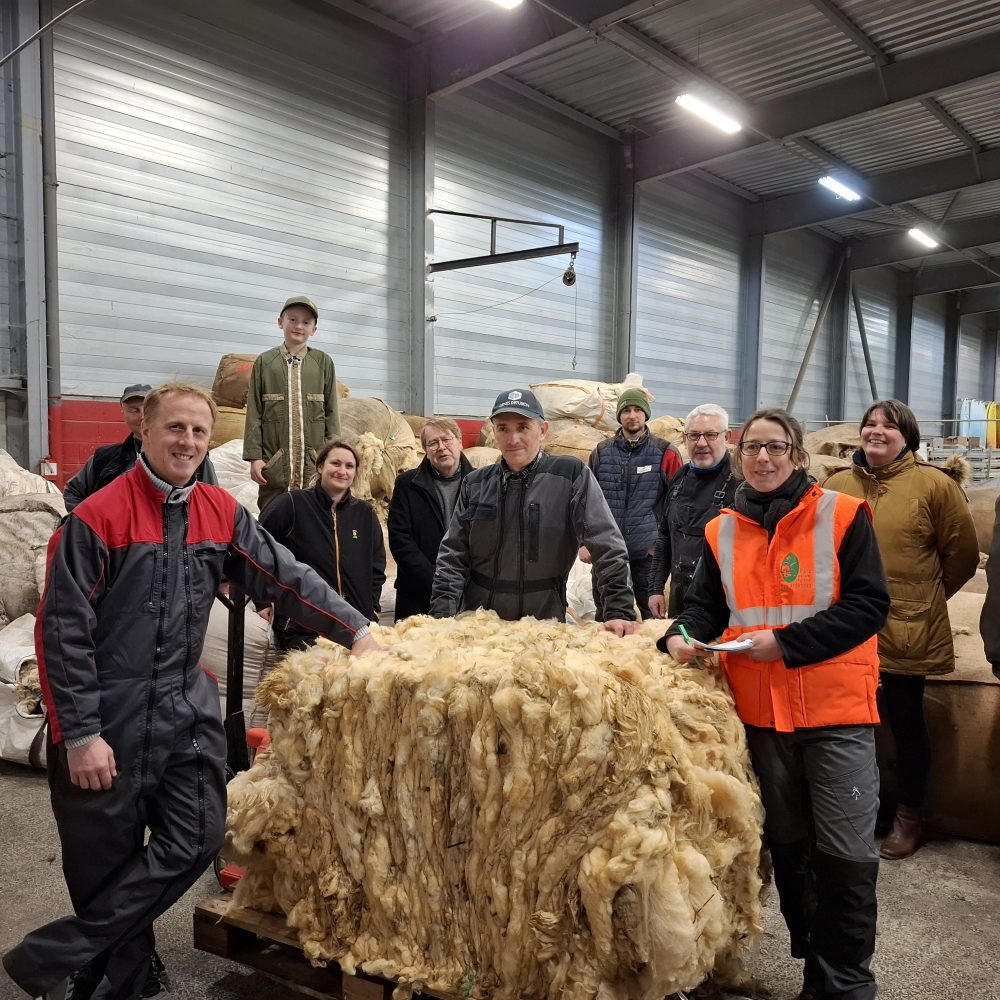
[1,758,998,1000]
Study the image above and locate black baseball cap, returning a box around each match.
[490,388,545,421]
[120,383,152,403]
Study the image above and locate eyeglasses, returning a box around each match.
[684,431,723,443]
[424,436,456,450]
[738,440,791,457]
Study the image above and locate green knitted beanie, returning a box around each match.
[616,387,651,421]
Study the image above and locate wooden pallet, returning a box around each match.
[194,895,459,1000]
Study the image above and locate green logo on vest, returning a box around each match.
[781,553,800,583]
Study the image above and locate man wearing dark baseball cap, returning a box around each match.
[64,382,218,511]
[430,388,639,635]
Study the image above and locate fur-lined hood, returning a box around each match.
[932,452,973,487]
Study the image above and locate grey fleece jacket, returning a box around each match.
[430,450,635,622]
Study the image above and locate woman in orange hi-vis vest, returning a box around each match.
[661,408,890,1000]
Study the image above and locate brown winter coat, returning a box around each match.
[826,451,979,676]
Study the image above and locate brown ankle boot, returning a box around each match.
[879,805,922,859]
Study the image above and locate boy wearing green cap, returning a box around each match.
[244,296,340,512]
[584,387,681,620]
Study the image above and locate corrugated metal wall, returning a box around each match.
[52,0,408,402]
[761,230,839,425]
[432,84,616,417]
[845,270,897,418]
[634,176,743,419]
[0,2,14,386]
[909,295,947,434]
[958,313,988,400]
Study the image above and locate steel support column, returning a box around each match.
[408,94,435,417]
[827,258,851,421]
[737,233,764,419]
[894,273,913,402]
[984,320,999,401]
[943,294,961,424]
[14,0,48,470]
[612,139,638,379]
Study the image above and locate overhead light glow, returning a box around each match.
[488,0,523,8]
[818,175,862,201]
[675,93,742,134]
[908,227,939,249]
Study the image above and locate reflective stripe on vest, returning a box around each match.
[716,489,839,628]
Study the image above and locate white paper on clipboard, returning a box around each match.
[691,637,754,653]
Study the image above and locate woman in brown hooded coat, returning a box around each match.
[826,399,979,860]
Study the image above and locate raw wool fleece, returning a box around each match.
[339,398,422,502]
[226,613,763,999]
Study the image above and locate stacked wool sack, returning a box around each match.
[226,613,763,1000]
[339,398,422,522]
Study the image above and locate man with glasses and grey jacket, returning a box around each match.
[430,389,638,636]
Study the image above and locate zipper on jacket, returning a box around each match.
[517,481,526,619]
[177,504,208,853]
[141,504,172,788]
[332,506,343,594]
[486,479,508,612]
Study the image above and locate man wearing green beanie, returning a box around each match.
[583,388,681,620]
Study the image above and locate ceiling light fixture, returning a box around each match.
[908,228,939,249]
[488,0,523,9]
[675,93,741,134]
[818,176,862,201]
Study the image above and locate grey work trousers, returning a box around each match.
[745,724,880,1000]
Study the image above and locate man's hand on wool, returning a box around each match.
[600,618,640,637]
[68,737,117,791]
[351,633,385,656]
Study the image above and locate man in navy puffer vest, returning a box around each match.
[584,388,681,620]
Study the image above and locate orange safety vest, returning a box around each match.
[704,484,880,732]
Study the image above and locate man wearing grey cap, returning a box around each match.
[430,389,639,634]
[244,295,340,513]
[63,383,218,511]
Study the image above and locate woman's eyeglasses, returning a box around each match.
[738,440,791,457]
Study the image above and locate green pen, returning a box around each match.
[676,623,704,669]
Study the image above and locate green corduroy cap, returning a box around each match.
[616,387,651,421]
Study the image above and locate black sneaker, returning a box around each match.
[139,951,169,998]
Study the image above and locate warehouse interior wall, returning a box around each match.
[958,312,990,403]
[431,82,616,418]
[51,0,408,403]
[760,229,840,426]
[3,2,995,472]
[845,269,897,420]
[0,1,16,459]
[634,175,743,419]
[910,294,949,436]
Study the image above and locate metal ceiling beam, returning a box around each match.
[636,27,1000,182]
[803,0,890,64]
[960,286,1000,315]
[920,97,983,153]
[491,76,623,139]
[912,256,1000,296]
[420,0,665,99]
[608,22,744,104]
[749,146,1000,234]
[850,216,1000,270]
[317,0,421,43]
